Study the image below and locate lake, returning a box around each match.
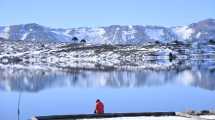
[0,60,215,120]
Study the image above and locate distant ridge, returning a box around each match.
[0,19,215,44]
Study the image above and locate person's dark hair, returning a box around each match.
[96,99,100,103]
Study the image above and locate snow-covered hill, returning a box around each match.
[0,19,214,44]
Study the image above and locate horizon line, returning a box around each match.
[0,18,214,29]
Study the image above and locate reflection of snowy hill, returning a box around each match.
[0,60,215,92]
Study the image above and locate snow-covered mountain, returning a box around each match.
[0,19,215,92]
[0,19,214,44]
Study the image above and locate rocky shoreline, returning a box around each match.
[0,40,215,70]
[32,110,215,120]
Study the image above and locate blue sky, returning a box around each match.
[0,0,215,28]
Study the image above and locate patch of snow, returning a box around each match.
[4,27,10,33]
[145,28,164,40]
[122,25,136,41]
[82,28,106,44]
[112,27,120,43]
[65,29,71,34]
[196,32,201,38]
[70,28,87,40]
[63,29,72,37]
[128,25,133,29]
[52,30,72,38]
[51,30,72,42]
[95,28,106,36]
[51,31,61,35]
[173,26,194,40]
[0,26,10,39]
[116,27,120,31]
[200,115,215,119]
[82,116,194,120]
[21,32,29,40]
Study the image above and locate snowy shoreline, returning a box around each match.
[32,111,215,120]
[0,40,215,70]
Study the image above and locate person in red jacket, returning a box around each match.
[94,99,104,114]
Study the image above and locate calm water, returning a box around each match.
[1,60,215,120]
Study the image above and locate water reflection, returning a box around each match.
[0,60,215,92]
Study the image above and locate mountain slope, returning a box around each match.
[0,19,215,44]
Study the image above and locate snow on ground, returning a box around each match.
[93,28,106,36]
[172,26,194,40]
[80,115,215,120]
[0,26,10,39]
[64,29,72,37]
[62,27,107,44]
[53,29,73,41]
[200,115,215,119]
[0,40,214,70]
[145,28,164,40]
[51,30,62,35]
[81,116,195,120]
[65,29,71,34]
[122,25,136,41]
[196,32,201,39]
[21,32,29,40]
[87,28,106,44]
[51,30,72,41]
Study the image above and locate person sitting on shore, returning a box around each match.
[94,99,104,114]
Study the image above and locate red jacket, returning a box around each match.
[96,101,104,114]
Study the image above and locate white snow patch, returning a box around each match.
[82,116,194,120]
[51,30,72,38]
[51,30,72,42]
[65,29,71,34]
[0,26,10,39]
[196,32,201,38]
[128,25,133,29]
[63,29,72,37]
[4,27,10,33]
[121,26,137,43]
[145,28,164,40]
[85,28,106,44]
[112,28,120,43]
[200,115,215,119]
[21,33,29,40]
[173,26,194,40]
[52,28,107,44]
[90,28,106,36]
[51,31,61,35]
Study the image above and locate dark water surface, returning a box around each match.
[0,60,215,120]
